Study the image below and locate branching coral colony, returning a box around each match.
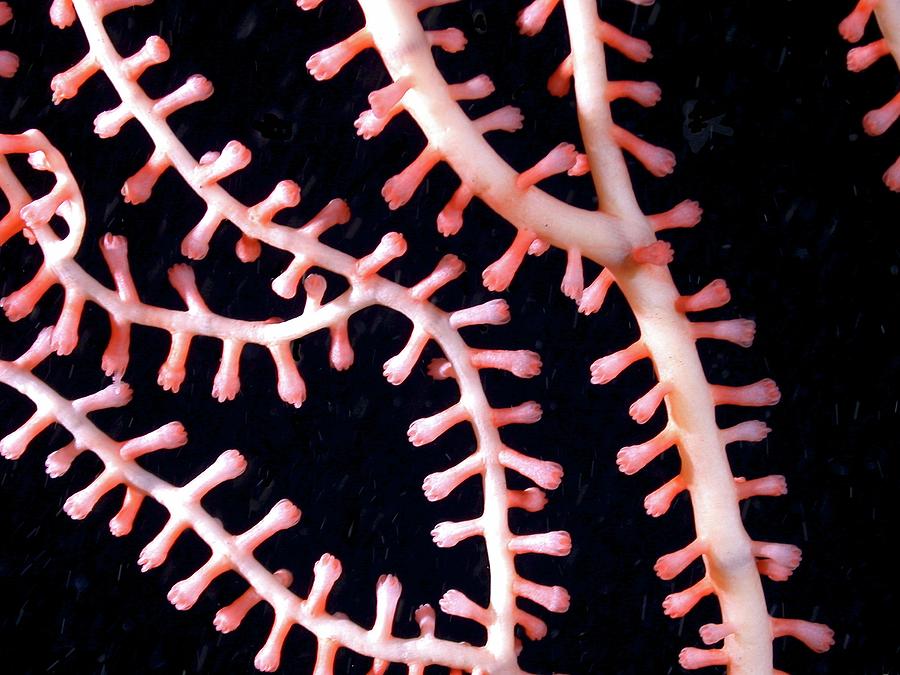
[0,0,838,673]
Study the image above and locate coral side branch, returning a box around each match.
[0,358,498,672]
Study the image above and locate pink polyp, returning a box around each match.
[100,234,139,301]
[45,441,83,478]
[662,577,713,618]
[631,240,674,265]
[847,38,889,72]
[578,268,615,315]
[372,574,402,638]
[158,333,191,393]
[0,413,52,460]
[439,589,491,625]
[138,520,186,571]
[676,278,730,312]
[356,232,407,277]
[250,179,301,223]
[169,264,209,313]
[0,50,18,78]
[369,78,412,118]
[20,184,70,227]
[758,558,795,582]
[1,266,56,322]
[168,556,229,610]
[606,80,662,107]
[306,553,342,616]
[109,487,144,537]
[212,339,243,402]
[649,199,703,232]
[771,618,835,653]
[863,92,900,136]
[428,358,453,380]
[181,208,224,260]
[431,518,483,548]
[153,74,214,118]
[183,449,248,501]
[215,569,292,633]
[590,340,649,385]
[303,274,327,313]
[516,0,560,36]
[382,146,441,209]
[235,233,261,263]
[493,400,542,427]
[498,447,563,490]
[612,125,676,177]
[120,421,188,460]
[268,341,306,408]
[383,326,430,385]
[712,378,781,407]
[508,530,572,557]
[253,612,293,663]
[473,105,525,134]
[122,149,170,205]
[512,577,569,613]
[49,0,75,27]
[13,327,55,372]
[884,155,900,192]
[300,197,350,238]
[449,74,495,101]
[449,298,510,328]
[629,381,671,424]
[654,538,706,580]
[306,28,373,81]
[235,499,302,553]
[51,53,100,103]
[52,290,86,355]
[64,469,121,520]
[407,402,467,446]
[509,487,548,513]
[735,474,787,500]
[482,229,536,292]
[272,256,311,298]
[72,381,133,414]
[0,2,10,25]
[547,54,573,97]
[193,140,250,186]
[410,254,466,300]
[329,321,354,371]
[121,36,170,80]
[751,541,802,570]
[427,27,467,53]
[422,453,483,501]
[354,107,397,139]
[691,319,756,348]
[839,0,878,43]
[720,419,772,444]
[679,647,729,670]
[561,247,584,300]
[437,184,474,236]
[414,604,436,638]
[516,142,578,190]
[617,428,676,475]
[599,21,653,62]
[699,621,735,645]
[515,608,548,641]
[471,349,541,378]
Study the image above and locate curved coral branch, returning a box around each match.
[298,0,833,671]
[0,0,580,670]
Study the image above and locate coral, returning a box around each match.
[6,0,886,673]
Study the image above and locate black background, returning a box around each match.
[0,1,897,673]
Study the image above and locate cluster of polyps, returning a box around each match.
[841,0,900,190]
[0,0,836,672]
